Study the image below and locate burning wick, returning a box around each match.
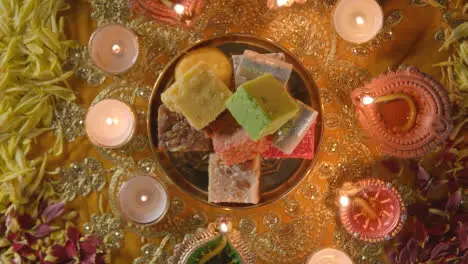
[105,117,119,126]
[174,3,185,14]
[340,196,350,207]
[361,95,375,105]
[355,16,365,25]
[112,44,122,55]
[276,0,288,7]
[140,194,149,202]
[219,223,229,234]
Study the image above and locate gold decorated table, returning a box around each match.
[53,0,454,263]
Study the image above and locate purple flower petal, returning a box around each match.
[79,235,102,256]
[420,246,432,262]
[452,213,468,226]
[462,250,468,264]
[41,202,65,223]
[50,244,70,263]
[457,167,468,178]
[7,231,19,242]
[427,223,450,236]
[32,224,52,238]
[448,177,460,194]
[406,238,420,263]
[446,188,462,214]
[416,165,430,183]
[398,246,410,264]
[65,240,78,258]
[67,226,81,244]
[95,254,106,264]
[24,232,38,245]
[408,203,429,219]
[80,253,96,264]
[398,238,419,264]
[430,242,451,259]
[17,214,35,230]
[414,220,428,247]
[388,251,399,264]
[458,223,468,251]
[12,243,36,258]
[419,177,446,197]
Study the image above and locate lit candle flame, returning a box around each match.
[105,117,120,126]
[340,196,350,207]
[276,0,288,7]
[112,44,122,55]
[174,4,185,14]
[361,95,375,105]
[355,16,365,25]
[106,117,113,125]
[220,223,229,233]
[140,194,148,202]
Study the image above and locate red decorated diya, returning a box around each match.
[338,178,406,243]
[130,0,204,27]
[351,67,453,158]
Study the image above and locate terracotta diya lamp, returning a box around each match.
[338,178,406,243]
[131,0,204,27]
[351,67,453,158]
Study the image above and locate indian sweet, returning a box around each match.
[175,47,233,86]
[226,74,299,140]
[158,104,212,152]
[208,154,261,204]
[235,50,292,87]
[161,61,232,130]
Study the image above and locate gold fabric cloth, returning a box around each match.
[58,0,451,263]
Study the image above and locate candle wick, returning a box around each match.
[356,16,365,25]
[276,0,287,6]
[112,44,122,55]
[339,196,350,207]
[106,117,113,126]
[361,95,375,105]
[174,3,185,14]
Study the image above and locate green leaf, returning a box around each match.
[43,85,75,101]
[440,22,468,51]
[27,154,46,195]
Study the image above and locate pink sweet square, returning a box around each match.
[263,123,316,159]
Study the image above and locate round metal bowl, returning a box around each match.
[148,33,323,209]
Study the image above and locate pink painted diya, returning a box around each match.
[131,0,204,27]
[351,67,453,158]
[338,178,406,243]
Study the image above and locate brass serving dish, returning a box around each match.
[148,34,323,208]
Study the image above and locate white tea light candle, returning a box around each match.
[85,99,137,148]
[333,0,384,44]
[88,24,139,74]
[118,176,169,224]
[307,248,353,264]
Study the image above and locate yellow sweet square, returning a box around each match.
[161,62,232,130]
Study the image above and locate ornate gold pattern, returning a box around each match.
[54,100,86,142]
[133,235,172,264]
[55,158,107,201]
[68,47,107,86]
[69,0,427,262]
[84,214,125,249]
